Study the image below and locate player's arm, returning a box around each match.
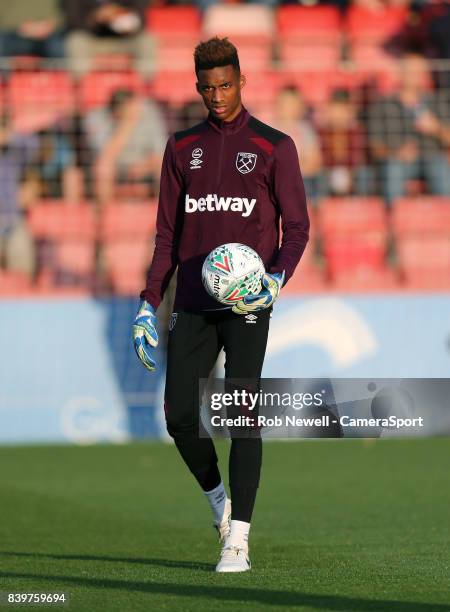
[232,136,309,314]
[268,134,310,281]
[133,136,184,371]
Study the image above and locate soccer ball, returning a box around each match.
[202,243,265,305]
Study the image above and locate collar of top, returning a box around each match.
[207,106,250,135]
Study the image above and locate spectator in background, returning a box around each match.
[428,2,450,87]
[174,101,206,133]
[368,52,450,204]
[274,85,323,204]
[0,0,64,59]
[84,89,167,204]
[62,0,155,78]
[0,113,38,279]
[318,89,372,196]
[29,123,82,201]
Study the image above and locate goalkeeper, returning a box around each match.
[133,37,309,572]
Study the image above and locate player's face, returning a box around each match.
[196,65,246,122]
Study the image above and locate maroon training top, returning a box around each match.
[141,106,310,311]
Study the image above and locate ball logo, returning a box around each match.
[236,152,257,174]
[223,286,249,302]
[213,274,221,297]
[212,254,231,273]
[192,148,203,159]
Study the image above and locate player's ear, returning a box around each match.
[195,81,200,94]
[239,73,246,90]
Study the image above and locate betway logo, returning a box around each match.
[185,194,256,218]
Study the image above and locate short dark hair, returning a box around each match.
[279,84,301,97]
[330,88,351,104]
[108,88,134,113]
[194,37,240,74]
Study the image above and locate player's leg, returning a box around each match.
[423,153,450,196]
[383,158,417,206]
[164,311,231,539]
[216,309,271,572]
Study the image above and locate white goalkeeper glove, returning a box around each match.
[232,271,285,315]
[132,300,158,372]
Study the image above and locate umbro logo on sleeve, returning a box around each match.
[190,148,203,170]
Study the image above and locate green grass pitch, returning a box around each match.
[0,438,449,612]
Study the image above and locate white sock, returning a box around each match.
[204,481,227,524]
[227,520,250,550]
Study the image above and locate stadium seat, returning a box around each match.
[283,241,327,293]
[146,6,201,38]
[114,183,152,201]
[0,271,33,296]
[90,54,133,72]
[324,234,387,278]
[276,6,342,72]
[146,7,202,73]
[392,197,450,237]
[396,236,450,289]
[28,201,96,240]
[202,6,274,71]
[225,38,273,72]
[345,5,408,43]
[345,5,409,92]
[79,71,145,111]
[284,267,327,293]
[146,6,201,36]
[100,201,157,241]
[103,239,151,295]
[0,79,6,115]
[55,240,96,277]
[277,5,341,38]
[9,56,42,70]
[28,201,96,289]
[331,267,399,291]
[151,71,198,105]
[320,198,388,280]
[154,39,201,72]
[203,6,274,41]
[275,70,359,106]
[9,71,75,131]
[239,72,278,112]
[278,42,341,71]
[350,44,400,92]
[317,197,387,239]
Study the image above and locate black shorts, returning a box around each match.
[164,308,271,437]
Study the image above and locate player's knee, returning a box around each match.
[164,406,197,439]
[166,420,199,440]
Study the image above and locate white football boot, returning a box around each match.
[215,544,251,573]
[214,498,232,543]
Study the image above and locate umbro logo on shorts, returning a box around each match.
[169,312,178,331]
[245,314,258,324]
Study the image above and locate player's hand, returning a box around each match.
[414,110,440,137]
[132,300,158,372]
[232,271,285,315]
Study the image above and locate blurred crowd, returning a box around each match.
[0,0,449,293]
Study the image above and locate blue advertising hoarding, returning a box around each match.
[0,294,449,443]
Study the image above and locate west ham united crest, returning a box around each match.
[236,152,257,174]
